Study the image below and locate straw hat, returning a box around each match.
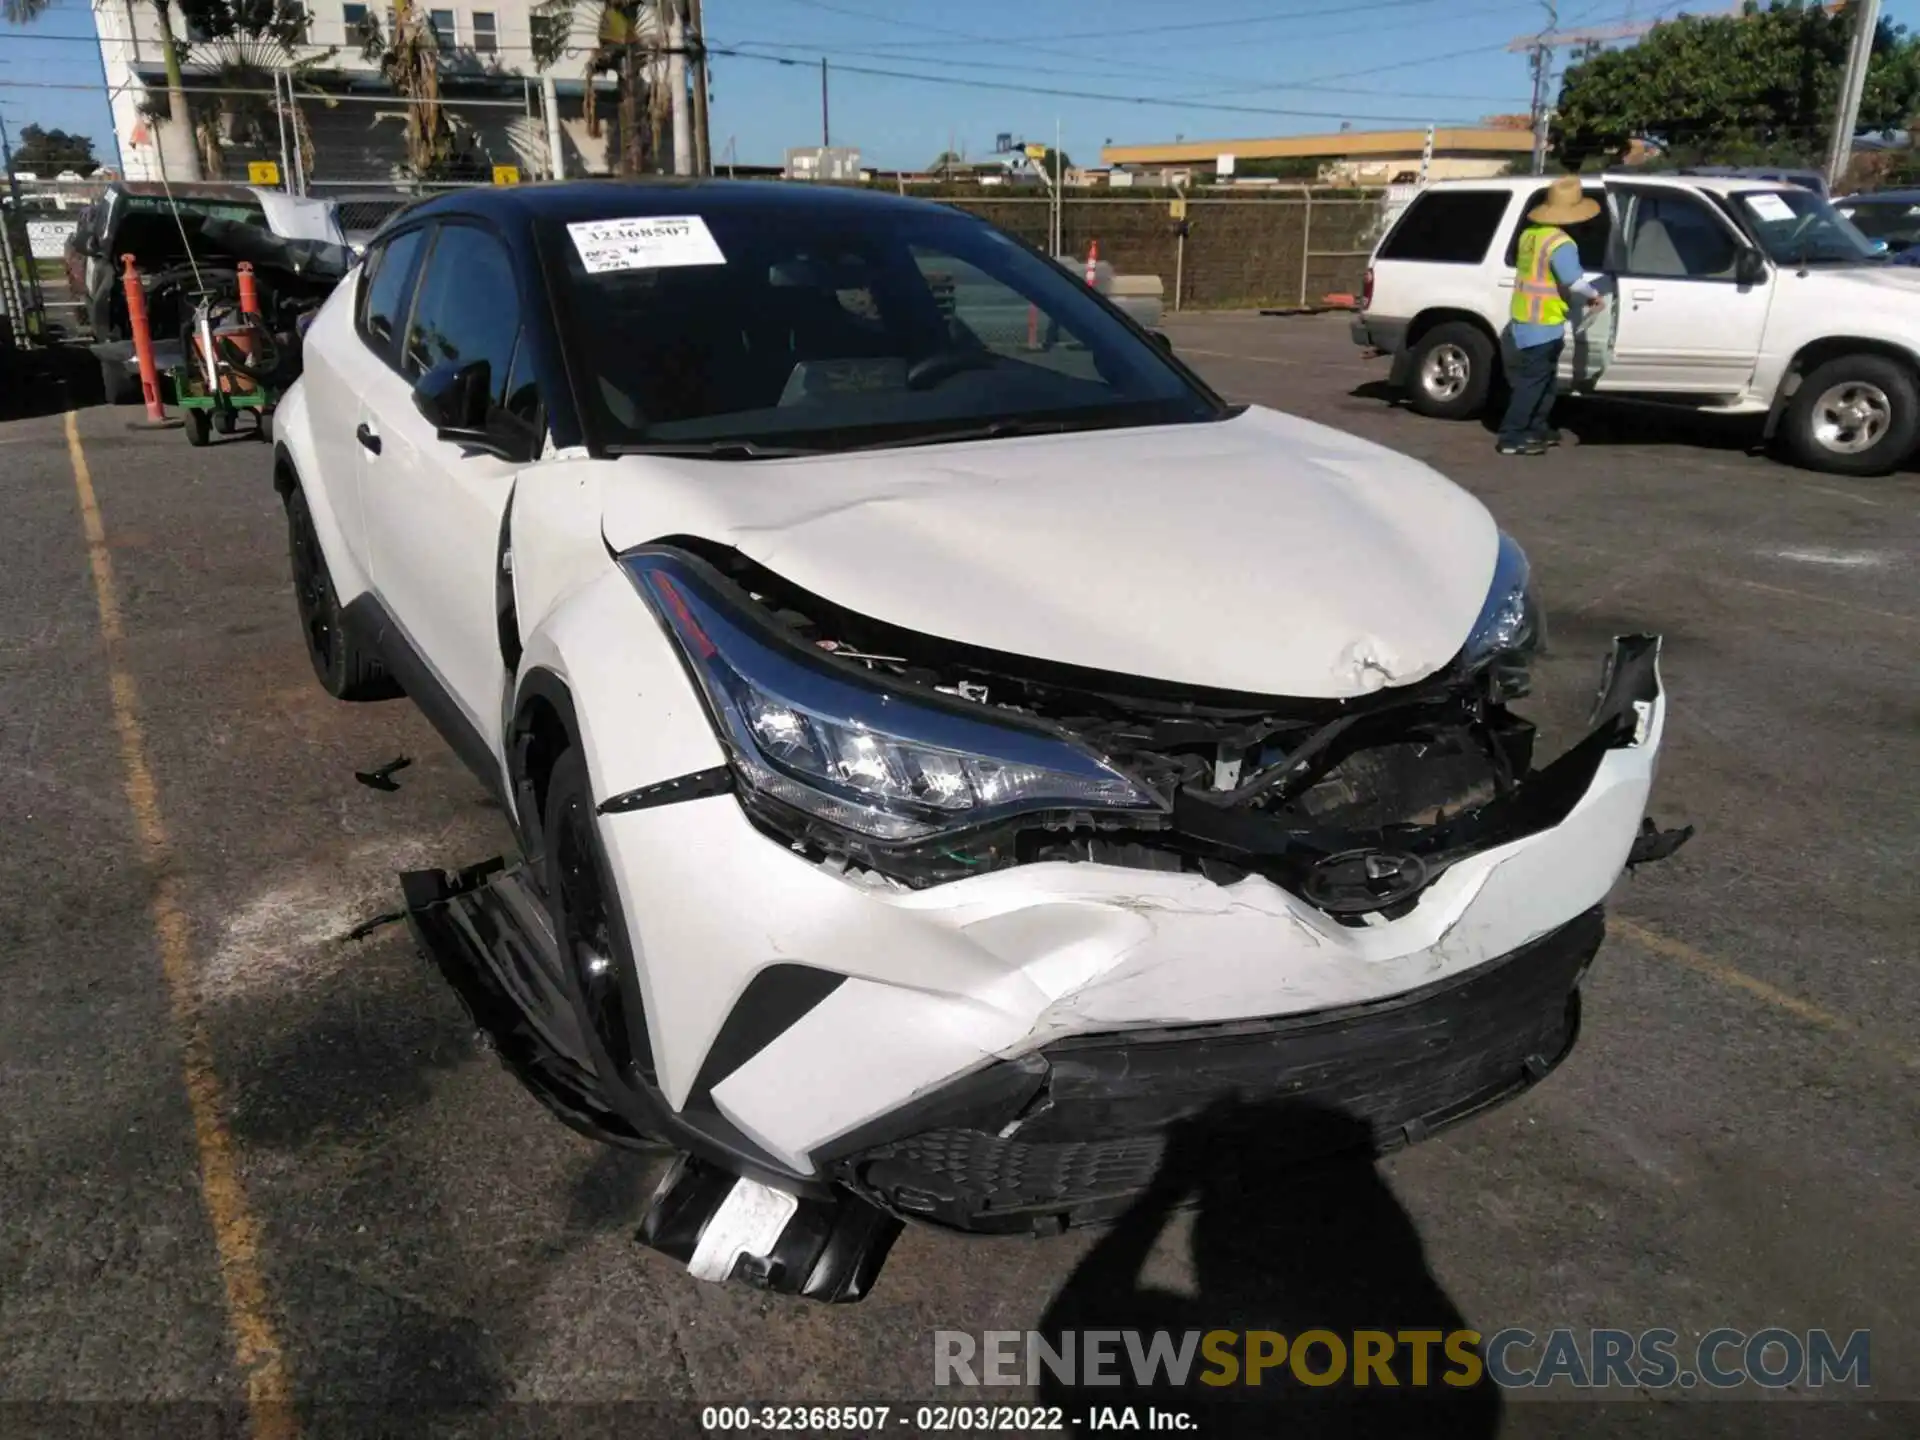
[1529,174,1601,226]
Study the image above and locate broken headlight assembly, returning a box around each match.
[619,551,1163,856]
[1461,531,1542,699]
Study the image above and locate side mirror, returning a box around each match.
[1150,330,1174,354]
[1734,247,1769,286]
[413,358,489,430]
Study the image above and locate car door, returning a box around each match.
[1598,185,1772,395]
[311,224,430,573]
[357,218,533,765]
[1496,181,1615,389]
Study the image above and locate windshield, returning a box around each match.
[545,207,1222,453]
[1834,198,1920,249]
[1734,189,1876,265]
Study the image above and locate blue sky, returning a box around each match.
[6,0,1920,172]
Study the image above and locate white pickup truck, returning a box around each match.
[1352,172,1920,476]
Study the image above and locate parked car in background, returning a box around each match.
[65,181,345,401]
[328,192,420,256]
[1834,188,1920,263]
[1354,173,1920,475]
[1673,164,1829,198]
[270,179,1679,1301]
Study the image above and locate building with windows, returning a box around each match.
[91,0,615,187]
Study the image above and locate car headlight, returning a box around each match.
[1462,531,1543,695]
[619,551,1162,846]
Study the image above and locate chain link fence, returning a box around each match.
[943,192,1389,311]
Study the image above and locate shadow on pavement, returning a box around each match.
[1037,1099,1502,1439]
[1552,397,1763,456]
[0,344,107,422]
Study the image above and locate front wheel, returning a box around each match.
[1781,355,1920,476]
[1404,321,1495,420]
[284,487,400,701]
[541,748,658,1097]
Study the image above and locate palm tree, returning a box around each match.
[185,26,338,181]
[352,0,457,180]
[530,0,665,176]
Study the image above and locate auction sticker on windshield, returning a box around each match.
[1745,193,1797,222]
[567,215,726,273]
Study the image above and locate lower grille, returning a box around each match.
[835,907,1602,1233]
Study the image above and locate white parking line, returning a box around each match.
[1171,345,1307,367]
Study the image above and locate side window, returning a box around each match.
[1377,191,1512,264]
[1504,187,1611,270]
[1622,192,1740,280]
[358,226,427,364]
[401,222,520,406]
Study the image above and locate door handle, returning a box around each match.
[356,422,382,455]
[1630,289,1655,302]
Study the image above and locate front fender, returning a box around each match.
[515,564,725,803]
[272,379,372,606]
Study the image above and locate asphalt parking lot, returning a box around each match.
[2,311,1915,1438]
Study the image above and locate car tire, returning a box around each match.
[1782,354,1920,476]
[1405,321,1495,420]
[184,407,210,447]
[541,747,658,1098]
[284,486,400,701]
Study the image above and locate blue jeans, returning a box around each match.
[1499,335,1563,444]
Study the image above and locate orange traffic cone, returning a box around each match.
[1084,240,1100,287]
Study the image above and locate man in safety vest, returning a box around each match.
[1498,175,1605,456]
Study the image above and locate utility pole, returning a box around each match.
[1825,0,1881,190]
[667,0,692,174]
[1528,0,1557,175]
[820,58,830,147]
[687,0,710,174]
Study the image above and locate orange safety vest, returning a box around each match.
[1511,225,1575,326]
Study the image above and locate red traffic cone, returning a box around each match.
[1084,240,1100,287]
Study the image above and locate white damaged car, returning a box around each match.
[271,181,1684,1302]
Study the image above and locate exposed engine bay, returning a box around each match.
[630,540,1673,919]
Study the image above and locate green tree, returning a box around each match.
[1551,0,1920,170]
[12,124,99,173]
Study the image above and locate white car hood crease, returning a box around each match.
[598,405,1500,699]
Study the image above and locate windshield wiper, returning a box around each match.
[605,439,823,460]
[847,415,1134,452]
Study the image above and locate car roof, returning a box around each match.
[1420,173,1817,196]
[394,177,965,230]
[1837,189,1920,203]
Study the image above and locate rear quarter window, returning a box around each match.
[1502,186,1611,270]
[1378,191,1514,264]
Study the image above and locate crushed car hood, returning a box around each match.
[599,405,1499,698]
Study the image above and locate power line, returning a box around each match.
[768,0,1516,50]
[0,50,1493,124]
[716,36,1530,104]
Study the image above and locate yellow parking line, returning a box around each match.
[1612,916,1917,1072]
[65,412,297,1440]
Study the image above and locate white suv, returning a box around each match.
[1353,173,1920,476]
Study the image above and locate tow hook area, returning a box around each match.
[639,1154,902,1304]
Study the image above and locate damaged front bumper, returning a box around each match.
[406,636,1673,1244]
